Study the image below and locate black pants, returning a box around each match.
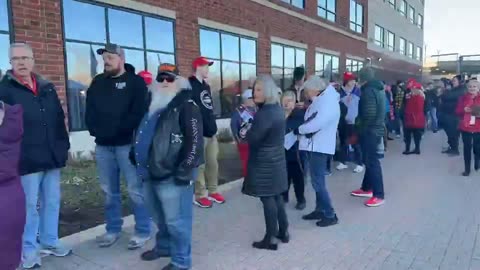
[260,195,288,241]
[444,116,460,151]
[461,132,480,172]
[283,161,305,203]
[404,128,423,151]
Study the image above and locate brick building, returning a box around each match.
[0,0,423,155]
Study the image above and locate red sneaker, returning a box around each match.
[194,197,213,208]
[208,193,225,204]
[350,189,373,198]
[365,197,385,207]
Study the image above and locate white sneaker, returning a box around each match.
[336,163,348,171]
[22,252,42,269]
[353,165,364,173]
[128,234,152,250]
[396,134,401,139]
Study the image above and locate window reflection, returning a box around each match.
[271,44,283,67]
[108,9,143,48]
[315,52,339,80]
[145,17,174,53]
[200,28,257,117]
[284,47,295,68]
[63,0,106,43]
[0,0,8,32]
[271,43,306,90]
[346,58,363,73]
[0,34,10,80]
[63,0,176,130]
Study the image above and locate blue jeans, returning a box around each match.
[303,151,335,218]
[21,169,61,255]
[428,107,439,131]
[143,179,194,269]
[360,132,385,199]
[95,145,151,237]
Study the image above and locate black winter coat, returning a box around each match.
[285,108,305,162]
[440,86,466,116]
[0,71,70,175]
[242,103,287,197]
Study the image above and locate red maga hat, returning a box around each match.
[192,57,214,70]
[343,72,356,82]
[137,70,153,85]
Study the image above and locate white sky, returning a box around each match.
[424,0,480,56]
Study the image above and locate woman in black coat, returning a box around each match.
[242,75,289,251]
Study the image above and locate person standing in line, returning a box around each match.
[0,102,25,270]
[336,72,363,173]
[190,57,225,208]
[440,75,466,156]
[288,66,306,105]
[456,80,480,176]
[402,82,426,155]
[350,67,386,207]
[393,81,406,138]
[294,76,340,227]
[135,64,203,270]
[281,90,306,210]
[230,89,256,177]
[85,44,151,249]
[242,75,289,251]
[425,82,440,133]
[0,43,71,269]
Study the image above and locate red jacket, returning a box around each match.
[455,93,480,133]
[404,91,426,129]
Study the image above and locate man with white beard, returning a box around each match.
[133,63,203,270]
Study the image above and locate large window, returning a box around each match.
[349,0,363,33]
[408,5,415,24]
[416,46,422,61]
[199,28,257,118]
[0,0,11,80]
[408,42,414,59]
[281,0,304,9]
[375,25,385,48]
[388,0,396,9]
[315,52,339,80]
[346,59,363,73]
[63,0,176,131]
[399,37,407,55]
[417,14,423,29]
[318,0,336,22]
[398,0,407,17]
[271,43,306,91]
[387,31,395,52]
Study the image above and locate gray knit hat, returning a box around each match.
[358,67,375,83]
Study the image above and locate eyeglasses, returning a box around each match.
[10,56,33,62]
[158,76,175,83]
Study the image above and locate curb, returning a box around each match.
[61,177,244,245]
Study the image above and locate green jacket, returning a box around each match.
[358,80,386,137]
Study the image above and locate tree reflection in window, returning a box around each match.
[271,43,306,91]
[199,28,257,118]
[63,0,175,131]
[315,52,339,80]
[0,0,11,81]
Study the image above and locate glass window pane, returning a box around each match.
[283,68,294,91]
[145,17,174,53]
[332,56,339,70]
[108,9,143,48]
[327,12,335,22]
[357,5,363,24]
[123,49,145,73]
[271,67,283,89]
[292,0,304,8]
[284,47,295,68]
[221,61,240,116]
[240,38,256,63]
[349,0,355,22]
[241,64,256,90]
[0,34,10,80]
[271,44,283,67]
[0,0,8,31]
[319,0,326,8]
[63,0,106,43]
[296,49,306,67]
[315,53,324,73]
[327,0,336,12]
[65,42,105,130]
[200,29,220,59]
[221,34,239,62]
[147,52,175,75]
[206,63,222,116]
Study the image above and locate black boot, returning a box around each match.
[302,210,324,220]
[295,200,306,210]
[475,159,479,171]
[276,231,290,243]
[141,249,169,261]
[413,148,421,155]
[316,214,339,227]
[462,171,471,177]
[402,150,411,155]
[252,237,278,251]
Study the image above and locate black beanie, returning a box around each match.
[293,66,305,81]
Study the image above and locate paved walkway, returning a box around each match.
[42,132,480,270]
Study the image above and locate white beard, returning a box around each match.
[149,90,176,116]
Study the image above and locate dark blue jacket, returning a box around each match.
[285,108,305,162]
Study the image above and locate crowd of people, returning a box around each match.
[0,41,478,270]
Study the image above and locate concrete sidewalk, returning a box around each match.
[41,133,480,270]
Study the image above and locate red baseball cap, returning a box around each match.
[137,70,153,85]
[192,57,214,70]
[406,78,417,89]
[412,82,423,90]
[343,72,356,82]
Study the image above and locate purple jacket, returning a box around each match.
[0,104,25,270]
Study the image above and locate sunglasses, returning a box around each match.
[158,75,175,83]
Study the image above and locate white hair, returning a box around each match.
[9,43,34,59]
[148,76,191,115]
[254,75,280,104]
[281,90,296,101]
[304,75,328,92]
